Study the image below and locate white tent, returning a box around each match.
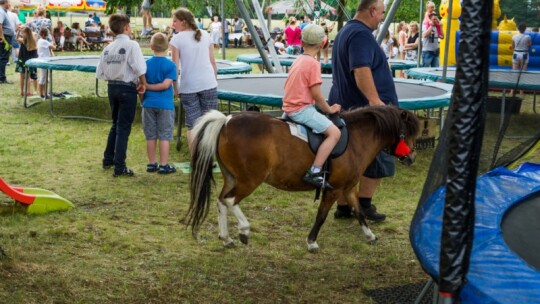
[266,0,337,16]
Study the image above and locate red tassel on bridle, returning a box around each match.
[395,135,411,157]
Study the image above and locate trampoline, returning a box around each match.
[236,53,418,73]
[215,74,452,110]
[406,67,540,91]
[407,67,540,116]
[175,74,452,151]
[24,56,252,119]
[236,53,331,71]
[410,162,540,303]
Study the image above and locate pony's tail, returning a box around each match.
[185,110,229,236]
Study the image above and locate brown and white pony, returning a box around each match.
[186,106,420,252]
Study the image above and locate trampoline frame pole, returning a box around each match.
[441,0,454,81]
[235,0,276,74]
[376,0,402,45]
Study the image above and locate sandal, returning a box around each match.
[158,164,176,174]
[146,163,159,172]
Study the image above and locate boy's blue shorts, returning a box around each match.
[288,105,332,134]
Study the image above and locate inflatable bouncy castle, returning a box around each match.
[439,0,461,66]
[441,0,540,70]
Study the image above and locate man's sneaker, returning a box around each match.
[113,168,134,177]
[102,160,113,169]
[334,206,354,219]
[364,205,386,222]
[158,164,176,174]
[302,170,332,189]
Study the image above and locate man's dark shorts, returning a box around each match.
[363,150,395,178]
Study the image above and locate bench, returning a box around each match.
[83,31,106,50]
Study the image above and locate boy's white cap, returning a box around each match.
[302,24,325,45]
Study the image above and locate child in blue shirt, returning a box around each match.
[142,32,177,174]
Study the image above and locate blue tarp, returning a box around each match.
[411,162,540,303]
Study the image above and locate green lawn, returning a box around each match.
[1,40,539,303]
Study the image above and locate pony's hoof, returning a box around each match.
[307,241,319,253]
[223,241,235,248]
[239,233,249,245]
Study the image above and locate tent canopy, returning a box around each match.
[46,0,106,12]
[266,0,337,16]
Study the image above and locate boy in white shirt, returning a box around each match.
[37,28,55,98]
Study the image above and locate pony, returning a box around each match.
[186,106,420,252]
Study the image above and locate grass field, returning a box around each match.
[0,35,539,303]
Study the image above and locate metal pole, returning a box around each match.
[221,0,226,59]
[234,0,275,73]
[441,0,454,81]
[376,0,403,44]
[250,0,283,73]
[418,0,424,67]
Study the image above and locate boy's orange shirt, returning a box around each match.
[282,55,322,114]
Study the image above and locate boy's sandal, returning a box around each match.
[158,164,177,174]
[146,163,159,172]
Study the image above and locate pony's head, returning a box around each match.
[343,106,420,166]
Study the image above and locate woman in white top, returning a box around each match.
[209,15,222,49]
[170,8,218,150]
[511,22,532,96]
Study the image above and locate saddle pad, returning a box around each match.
[287,122,308,142]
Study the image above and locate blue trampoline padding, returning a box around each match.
[26,56,251,75]
[388,59,419,72]
[406,67,540,91]
[411,162,540,303]
[217,74,452,110]
[236,53,333,70]
[236,54,417,72]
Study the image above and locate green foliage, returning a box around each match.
[499,0,540,27]
[393,0,441,23]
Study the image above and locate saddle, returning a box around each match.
[282,112,348,200]
[282,112,349,159]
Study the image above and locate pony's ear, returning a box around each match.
[400,109,409,120]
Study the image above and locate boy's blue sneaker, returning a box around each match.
[146,163,159,172]
[158,164,176,174]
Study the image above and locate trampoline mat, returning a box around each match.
[363,281,433,304]
[502,191,540,270]
[217,76,449,101]
[27,56,250,73]
[408,68,540,89]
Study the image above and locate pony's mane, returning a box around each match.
[342,106,420,140]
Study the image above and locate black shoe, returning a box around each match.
[113,168,134,177]
[334,207,354,219]
[364,205,386,222]
[0,80,13,84]
[102,160,113,169]
[302,170,332,189]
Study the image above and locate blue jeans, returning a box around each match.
[422,50,439,67]
[0,34,13,81]
[103,83,138,172]
[223,32,229,48]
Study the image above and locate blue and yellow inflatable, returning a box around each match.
[455,30,540,70]
[441,0,540,70]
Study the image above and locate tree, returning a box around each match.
[499,0,540,27]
